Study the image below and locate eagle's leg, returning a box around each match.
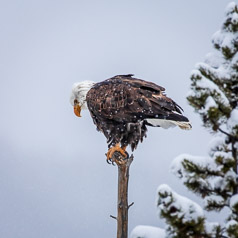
[106,143,127,163]
[121,145,127,153]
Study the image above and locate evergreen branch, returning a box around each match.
[217,126,238,141]
[210,119,238,141]
[110,215,117,220]
[231,140,238,195]
[181,159,223,177]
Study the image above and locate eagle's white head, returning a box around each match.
[70,81,95,117]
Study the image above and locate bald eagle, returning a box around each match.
[70,74,191,161]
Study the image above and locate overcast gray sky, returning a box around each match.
[0,0,232,237]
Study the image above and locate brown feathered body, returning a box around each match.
[86,74,190,151]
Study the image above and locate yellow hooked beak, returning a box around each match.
[74,104,81,117]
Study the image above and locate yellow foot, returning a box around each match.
[106,143,127,163]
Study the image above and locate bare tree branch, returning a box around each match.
[128,202,134,209]
[110,215,117,220]
[111,151,134,238]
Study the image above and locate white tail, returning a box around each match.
[146,118,192,130]
[170,120,192,130]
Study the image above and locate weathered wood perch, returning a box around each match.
[110,151,134,238]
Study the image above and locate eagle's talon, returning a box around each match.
[123,151,129,160]
[106,143,127,164]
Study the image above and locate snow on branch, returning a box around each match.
[170,150,237,211]
[157,184,204,222]
[130,226,165,238]
[157,184,206,237]
[156,185,225,237]
[171,154,218,179]
[227,108,238,134]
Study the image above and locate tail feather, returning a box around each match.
[145,118,192,130]
[169,120,192,130]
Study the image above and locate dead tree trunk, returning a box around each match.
[111,152,134,238]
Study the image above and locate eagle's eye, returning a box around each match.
[74,99,78,106]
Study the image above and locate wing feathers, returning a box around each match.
[87,74,191,130]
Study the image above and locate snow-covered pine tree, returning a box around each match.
[131,3,238,238]
[157,2,238,238]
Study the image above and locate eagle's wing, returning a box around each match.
[86,74,189,126]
